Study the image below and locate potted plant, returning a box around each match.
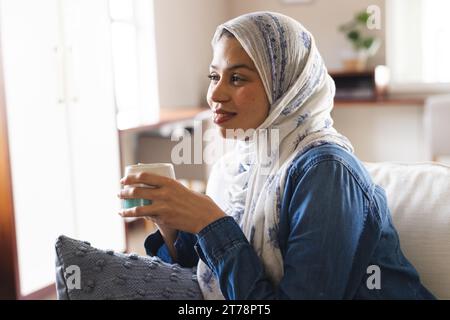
[339,10,380,71]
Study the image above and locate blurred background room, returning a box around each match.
[1,0,449,299]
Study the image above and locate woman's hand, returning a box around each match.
[117,172,226,234]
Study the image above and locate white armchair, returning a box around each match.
[364,161,450,299]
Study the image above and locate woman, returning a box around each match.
[118,12,434,299]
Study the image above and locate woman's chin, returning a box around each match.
[217,126,255,140]
[218,127,233,139]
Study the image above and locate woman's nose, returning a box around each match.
[209,80,230,103]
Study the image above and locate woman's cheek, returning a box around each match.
[234,87,256,111]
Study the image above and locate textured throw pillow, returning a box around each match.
[55,235,203,300]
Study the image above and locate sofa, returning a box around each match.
[364,161,450,299]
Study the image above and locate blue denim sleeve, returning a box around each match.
[195,216,272,299]
[195,159,376,299]
[144,229,199,267]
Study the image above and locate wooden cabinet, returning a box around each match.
[0,0,125,297]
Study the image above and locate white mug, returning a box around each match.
[121,163,175,209]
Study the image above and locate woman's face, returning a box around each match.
[207,35,270,138]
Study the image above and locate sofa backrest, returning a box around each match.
[364,161,450,299]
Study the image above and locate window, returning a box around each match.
[387,0,450,85]
[108,0,159,129]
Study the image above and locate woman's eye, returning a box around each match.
[208,74,219,82]
[231,75,245,84]
[208,73,245,85]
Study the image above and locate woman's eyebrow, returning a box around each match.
[210,63,256,72]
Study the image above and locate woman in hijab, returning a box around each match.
[119,12,434,299]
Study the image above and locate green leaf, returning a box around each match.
[338,8,380,54]
[347,30,360,41]
[362,38,374,49]
[356,11,370,24]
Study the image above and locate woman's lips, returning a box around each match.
[213,111,237,125]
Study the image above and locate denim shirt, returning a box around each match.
[145,144,435,300]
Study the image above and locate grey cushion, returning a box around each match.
[55,235,203,300]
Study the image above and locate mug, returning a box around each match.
[121,163,175,209]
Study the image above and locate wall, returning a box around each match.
[228,0,385,71]
[137,119,211,182]
[332,104,427,162]
[153,0,231,109]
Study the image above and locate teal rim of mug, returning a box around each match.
[122,198,152,209]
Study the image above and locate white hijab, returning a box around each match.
[198,11,354,299]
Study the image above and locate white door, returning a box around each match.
[1,0,126,296]
[1,0,77,296]
[62,0,125,250]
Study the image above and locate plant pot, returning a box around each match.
[343,57,368,72]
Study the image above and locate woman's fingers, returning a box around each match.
[118,186,168,200]
[120,172,173,187]
[119,202,166,218]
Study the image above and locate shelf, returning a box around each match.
[334,96,425,107]
[329,69,374,77]
[118,107,211,134]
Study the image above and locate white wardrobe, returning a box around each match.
[1,0,126,296]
